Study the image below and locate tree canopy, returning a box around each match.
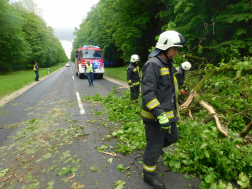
[71,0,252,66]
[0,0,68,74]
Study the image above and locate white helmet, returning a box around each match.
[156,31,185,50]
[181,61,191,71]
[130,54,140,63]
[149,30,185,57]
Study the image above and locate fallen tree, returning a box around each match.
[179,60,252,140]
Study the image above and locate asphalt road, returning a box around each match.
[0,63,204,189]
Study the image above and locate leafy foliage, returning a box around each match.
[82,88,146,154]
[71,0,164,66]
[0,0,68,74]
[85,56,252,188]
[71,0,252,67]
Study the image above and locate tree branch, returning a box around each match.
[239,121,252,138]
[226,109,252,128]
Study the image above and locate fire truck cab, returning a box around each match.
[75,45,105,79]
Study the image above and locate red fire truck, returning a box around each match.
[75,45,105,79]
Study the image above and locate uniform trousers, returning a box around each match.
[143,120,179,178]
[130,85,139,100]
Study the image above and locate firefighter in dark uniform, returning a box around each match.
[176,61,191,104]
[127,54,140,100]
[176,61,191,87]
[141,30,185,189]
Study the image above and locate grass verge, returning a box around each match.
[0,63,64,99]
[104,66,128,83]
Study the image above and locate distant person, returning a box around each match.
[127,54,140,101]
[33,62,39,81]
[85,60,95,86]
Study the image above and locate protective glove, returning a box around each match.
[157,113,171,134]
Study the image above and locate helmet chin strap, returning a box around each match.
[161,48,170,61]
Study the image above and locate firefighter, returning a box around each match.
[33,62,39,81]
[176,61,191,104]
[85,60,95,86]
[127,54,140,100]
[176,61,191,87]
[141,30,185,189]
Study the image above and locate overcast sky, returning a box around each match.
[33,0,100,59]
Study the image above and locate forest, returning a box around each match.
[75,0,252,188]
[71,0,252,67]
[0,0,68,74]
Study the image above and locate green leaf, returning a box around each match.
[0,169,8,178]
[174,162,181,169]
[117,164,125,172]
[114,180,126,189]
[204,175,213,184]
[108,158,113,163]
[185,174,191,180]
[200,143,208,149]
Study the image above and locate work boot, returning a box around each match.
[143,176,165,189]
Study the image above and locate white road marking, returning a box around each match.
[72,76,74,80]
[76,92,85,115]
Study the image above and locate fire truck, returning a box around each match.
[75,45,105,79]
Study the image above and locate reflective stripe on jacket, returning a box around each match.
[127,62,140,87]
[85,64,94,73]
[141,55,180,123]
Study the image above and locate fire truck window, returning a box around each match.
[93,51,101,58]
[82,50,102,59]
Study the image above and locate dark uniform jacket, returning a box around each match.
[175,66,185,86]
[127,62,140,87]
[141,55,180,123]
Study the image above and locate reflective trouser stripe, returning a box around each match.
[133,81,139,85]
[146,98,160,110]
[128,80,132,83]
[143,163,156,172]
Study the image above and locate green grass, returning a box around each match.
[104,66,128,83]
[104,66,142,83]
[0,63,64,99]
